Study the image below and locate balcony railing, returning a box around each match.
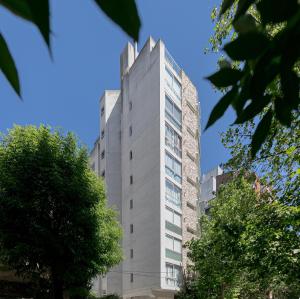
[165,48,181,77]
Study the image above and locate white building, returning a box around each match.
[90,37,200,299]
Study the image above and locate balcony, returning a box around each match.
[165,49,181,77]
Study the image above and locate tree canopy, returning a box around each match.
[182,177,300,299]
[0,125,122,299]
[205,0,300,157]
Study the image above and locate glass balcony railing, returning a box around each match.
[165,49,181,77]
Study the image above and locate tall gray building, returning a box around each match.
[90,37,200,299]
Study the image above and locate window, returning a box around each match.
[130,199,133,209]
[165,95,182,130]
[165,179,181,208]
[166,207,181,228]
[129,150,133,160]
[166,263,182,286]
[165,124,182,157]
[91,163,95,171]
[129,101,133,111]
[101,150,105,160]
[101,130,104,139]
[165,152,182,183]
[166,234,182,253]
[130,273,134,283]
[130,224,133,234]
[130,175,133,185]
[129,125,132,136]
[165,67,182,100]
[101,170,105,178]
[101,106,104,116]
[130,249,133,259]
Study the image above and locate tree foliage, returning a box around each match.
[0,125,122,299]
[205,0,300,157]
[0,0,141,97]
[185,177,300,298]
[222,114,300,205]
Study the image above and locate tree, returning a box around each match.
[205,0,300,156]
[206,0,300,206]
[0,125,122,299]
[221,115,300,205]
[0,0,141,97]
[185,177,300,298]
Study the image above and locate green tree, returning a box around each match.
[185,177,300,298]
[0,125,122,299]
[0,0,141,97]
[206,0,300,205]
[205,0,300,156]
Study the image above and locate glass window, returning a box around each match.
[166,263,182,286]
[173,77,182,97]
[165,67,182,100]
[166,235,173,250]
[165,179,181,207]
[173,212,181,227]
[165,124,181,157]
[174,238,182,253]
[165,152,182,183]
[166,207,173,223]
[165,95,182,131]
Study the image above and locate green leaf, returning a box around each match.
[274,97,292,126]
[26,0,50,48]
[257,0,299,25]
[0,0,50,49]
[235,0,256,20]
[205,87,238,130]
[224,32,269,60]
[206,69,244,88]
[0,33,21,96]
[233,14,257,33]
[250,54,280,100]
[220,0,235,16]
[281,70,299,110]
[235,95,271,124]
[251,109,273,157]
[286,146,296,155]
[0,0,32,19]
[94,0,141,41]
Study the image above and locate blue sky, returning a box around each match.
[0,0,235,174]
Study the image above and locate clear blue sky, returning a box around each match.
[0,0,235,174]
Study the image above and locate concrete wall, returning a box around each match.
[121,37,162,298]
[90,38,201,299]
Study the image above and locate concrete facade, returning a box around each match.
[90,38,200,299]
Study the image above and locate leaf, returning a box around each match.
[220,0,235,16]
[250,54,280,100]
[233,14,257,33]
[251,109,273,157]
[94,0,141,41]
[281,70,299,110]
[26,0,50,48]
[235,0,256,20]
[274,97,292,126]
[0,0,32,19]
[286,146,296,155]
[0,33,21,96]
[0,0,50,49]
[205,87,238,130]
[235,95,271,124]
[224,32,269,60]
[206,69,244,88]
[257,0,299,25]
